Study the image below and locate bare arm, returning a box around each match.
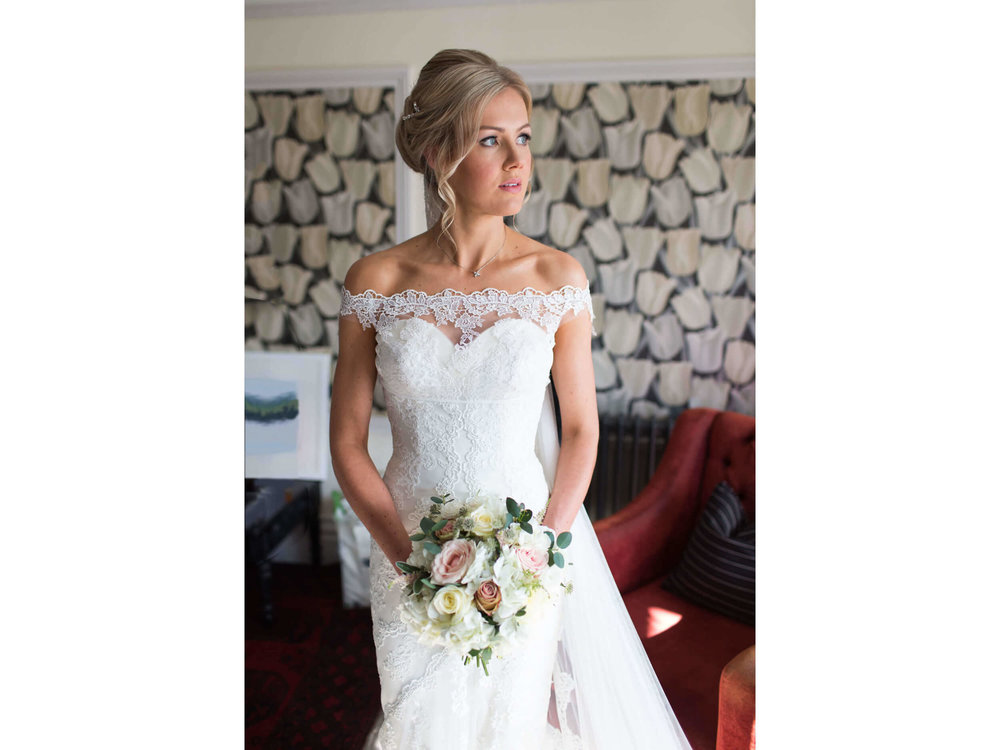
[329,287,412,568]
[541,302,599,536]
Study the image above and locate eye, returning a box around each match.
[480,135,498,147]
[517,133,532,145]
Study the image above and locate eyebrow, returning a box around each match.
[479,123,531,132]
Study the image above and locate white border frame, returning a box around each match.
[246,66,415,239]
[245,351,331,480]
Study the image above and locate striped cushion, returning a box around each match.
[662,482,755,626]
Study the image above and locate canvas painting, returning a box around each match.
[245,352,330,480]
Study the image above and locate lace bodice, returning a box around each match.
[340,284,595,518]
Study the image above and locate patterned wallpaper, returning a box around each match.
[523,78,755,418]
[245,76,755,418]
[244,85,397,365]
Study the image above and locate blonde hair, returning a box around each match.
[395,49,532,245]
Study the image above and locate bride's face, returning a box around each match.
[449,87,532,220]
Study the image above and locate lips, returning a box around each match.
[499,179,522,193]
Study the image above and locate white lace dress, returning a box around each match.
[339,285,691,750]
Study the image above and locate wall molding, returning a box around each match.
[515,56,755,84]
[246,66,415,240]
[245,0,557,20]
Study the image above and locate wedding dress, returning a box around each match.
[339,285,691,750]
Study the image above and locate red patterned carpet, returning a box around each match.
[246,564,380,749]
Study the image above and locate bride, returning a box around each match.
[330,49,691,749]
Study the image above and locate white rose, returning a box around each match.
[468,505,496,537]
[431,584,472,618]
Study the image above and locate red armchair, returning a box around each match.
[593,408,755,750]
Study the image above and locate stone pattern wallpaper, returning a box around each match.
[245,77,755,418]
[523,78,755,418]
[244,86,397,363]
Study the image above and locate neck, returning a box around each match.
[433,215,507,270]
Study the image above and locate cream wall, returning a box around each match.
[245,0,755,72]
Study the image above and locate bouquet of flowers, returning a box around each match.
[394,491,572,675]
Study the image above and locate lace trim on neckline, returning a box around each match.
[343,284,588,302]
[340,284,595,350]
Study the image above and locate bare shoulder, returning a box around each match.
[342,237,421,295]
[512,234,589,292]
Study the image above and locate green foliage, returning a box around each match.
[409,533,426,541]
[556,531,573,549]
[424,541,442,555]
[553,552,565,568]
[466,646,493,676]
[245,393,299,423]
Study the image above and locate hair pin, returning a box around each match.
[401,102,421,121]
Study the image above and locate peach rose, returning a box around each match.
[435,519,457,541]
[515,546,548,574]
[474,580,502,616]
[431,539,476,585]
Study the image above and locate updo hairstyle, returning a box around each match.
[395,49,532,244]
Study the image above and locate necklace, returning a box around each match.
[439,225,506,277]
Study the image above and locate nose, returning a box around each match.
[504,143,526,171]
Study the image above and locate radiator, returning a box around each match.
[582,414,673,522]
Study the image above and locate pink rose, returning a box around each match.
[431,539,476,585]
[474,580,502,615]
[516,547,548,574]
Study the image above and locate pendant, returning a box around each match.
[473,271,480,277]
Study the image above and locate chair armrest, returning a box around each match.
[594,408,721,593]
[717,645,755,750]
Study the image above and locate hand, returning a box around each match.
[387,542,415,573]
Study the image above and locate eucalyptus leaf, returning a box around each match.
[506,497,520,516]
[431,495,445,504]
[413,578,423,594]
[557,531,573,549]
[395,562,417,573]
[420,517,434,534]
[424,541,442,554]
[545,530,555,546]
[521,521,533,533]
[409,533,426,541]
[505,513,513,527]
[431,519,448,532]
[553,552,565,568]
[420,577,438,590]
[523,509,533,521]
[516,607,526,616]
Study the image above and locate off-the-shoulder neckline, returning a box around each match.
[341,284,590,301]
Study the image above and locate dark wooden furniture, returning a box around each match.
[245,479,321,624]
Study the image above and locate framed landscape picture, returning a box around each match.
[245,351,330,480]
